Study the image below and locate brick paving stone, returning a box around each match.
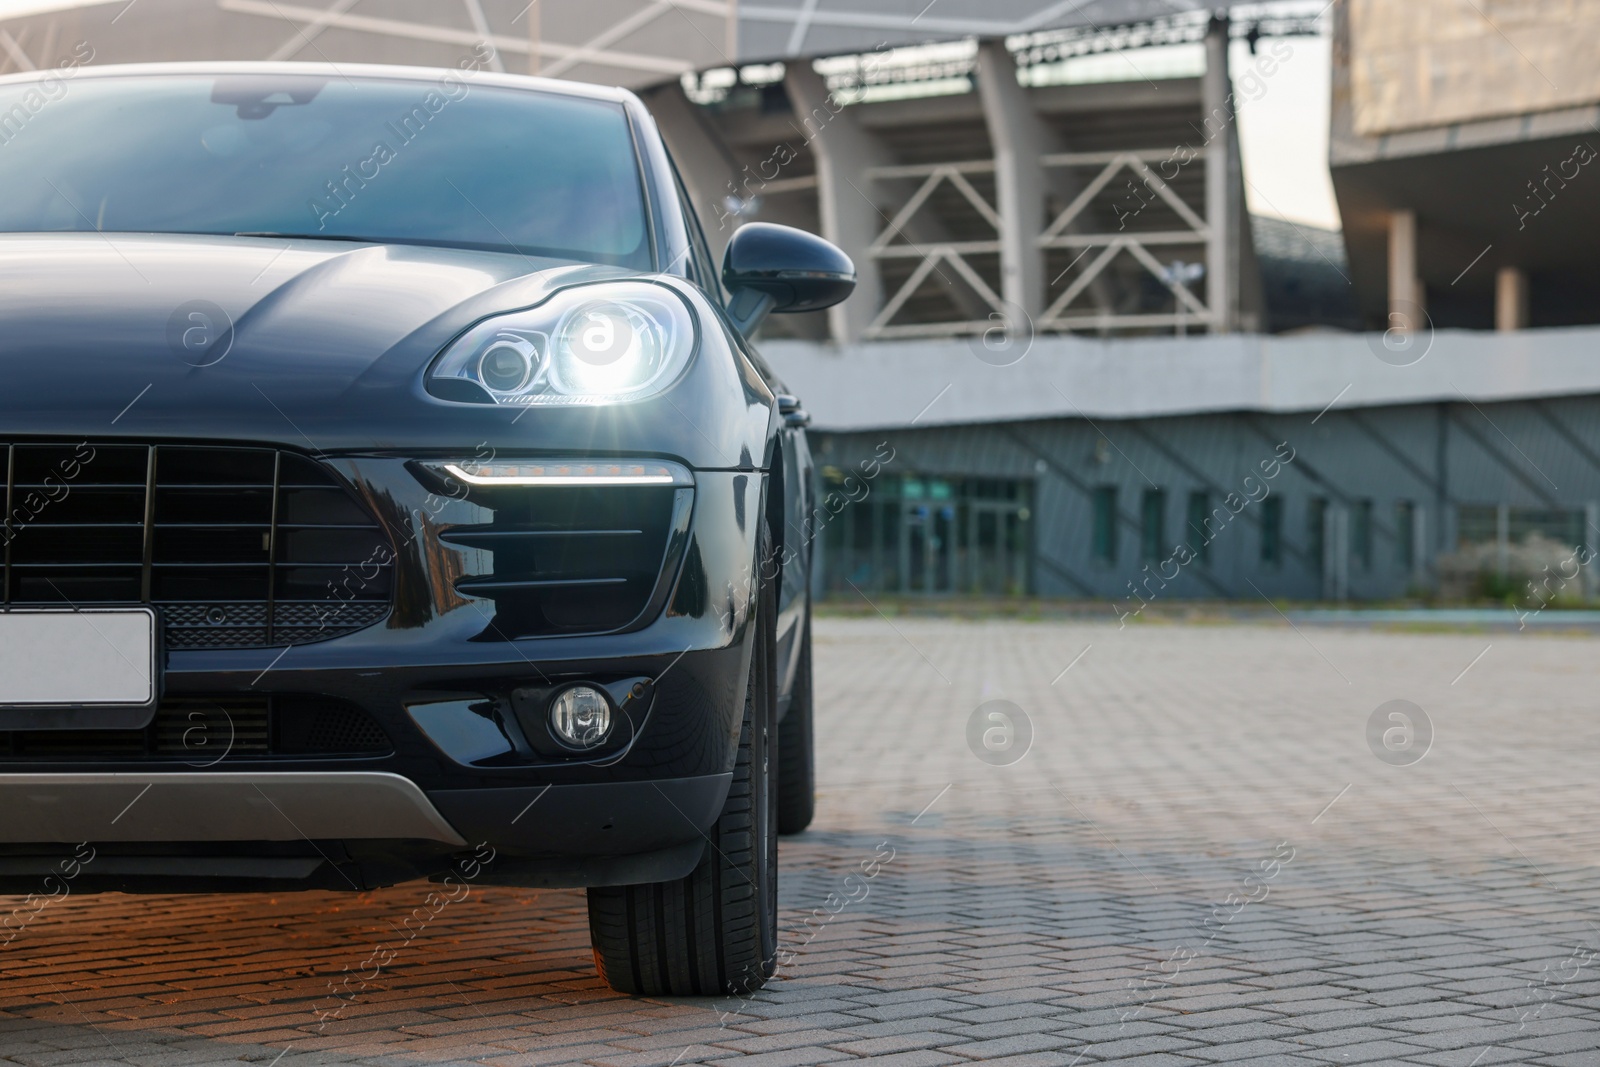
[2,620,1599,1064]
[701,1050,853,1067]
[1510,1030,1600,1055]
[1407,1049,1541,1067]
[1295,1039,1443,1063]
[825,1033,955,1057]
[1050,1034,1196,1060]
[831,1053,965,1067]
[930,1034,1078,1059]
[937,1005,1054,1025]
[939,1019,1072,1042]
[1183,1039,1310,1061]
[1163,1021,1299,1043]
[1295,1024,1419,1046]
[704,1031,855,1055]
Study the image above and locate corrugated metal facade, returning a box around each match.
[811,393,1600,601]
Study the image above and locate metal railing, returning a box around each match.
[861,150,1214,338]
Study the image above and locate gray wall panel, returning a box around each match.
[813,392,1600,602]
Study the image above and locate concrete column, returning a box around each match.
[1203,16,1238,333]
[1388,209,1424,324]
[976,41,1116,320]
[976,41,1046,322]
[1495,266,1529,331]
[784,63,886,343]
[525,2,540,75]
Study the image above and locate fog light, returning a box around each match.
[549,686,612,749]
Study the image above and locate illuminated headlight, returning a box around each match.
[428,281,697,406]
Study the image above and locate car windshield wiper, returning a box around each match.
[233,231,378,242]
[141,229,576,258]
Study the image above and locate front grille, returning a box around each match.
[1,443,393,650]
[441,484,690,638]
[0,695,391,761]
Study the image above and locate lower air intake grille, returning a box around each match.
[0,696,391,761]
[441,483,688,638]
[1,443,393,650]
[162,602,391,648]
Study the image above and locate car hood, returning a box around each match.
[0,233,772,471]
[0,232,630,431]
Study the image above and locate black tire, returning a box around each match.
[776,605,815,835]
[586,527,780,996]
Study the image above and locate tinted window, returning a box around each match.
[670,162,720,300]
[1092,486,1117,564]
[1141,488,1165,561]
[1306,497,1326,573]
[0,74,650,267]
[1352,498,1373,571]
[1261,496,1282,566]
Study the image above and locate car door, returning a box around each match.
[770,391,813,701]
[718,307,811,703]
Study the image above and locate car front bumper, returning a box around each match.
[0,461,767,892]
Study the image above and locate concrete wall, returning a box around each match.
[762,324,1600,431]
[1347,0,1600,135]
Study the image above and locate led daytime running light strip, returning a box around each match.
[440,460,691,487]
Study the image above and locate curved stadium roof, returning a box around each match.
[734,1,1227,61]
[0,0,1235,87]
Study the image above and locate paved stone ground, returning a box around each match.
[3,616,1600,1066]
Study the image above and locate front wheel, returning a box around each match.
[586,528,779,996]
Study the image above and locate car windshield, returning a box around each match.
[0,73,652,268]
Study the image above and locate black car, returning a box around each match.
[0,61,854,997]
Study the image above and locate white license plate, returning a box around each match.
[0,609,157,707]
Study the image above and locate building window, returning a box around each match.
[1307,497,1327,573]
[1186,491,1211,564]
[1261,496,1282,566]
[1092,486,1118,564]
[1458,504,1584,551]
[1352,499,1373,571]
[817,470,1033,597]
[1141,488,1166,561]
[1396,501,1415,570]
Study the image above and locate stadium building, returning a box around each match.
[5,0,1600,602]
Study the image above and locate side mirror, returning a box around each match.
[721,222,856,336]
